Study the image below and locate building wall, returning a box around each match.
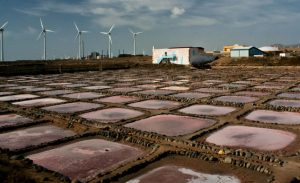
[152,48,190,65]
[231,50,249,57]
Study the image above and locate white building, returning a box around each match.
[152,47,215,66]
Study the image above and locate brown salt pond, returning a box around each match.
[24,87,53,92]
[62,92,105,99]
[170,92,211,99]
[39,90,75,96]
[0,125,75,150]
[245,110,300,125]
[218,83,247,89]
[135,84,163,89]
[80,108,144,123]
[133,89,176,96]
[160,86,190,91]
[214,96,259,104]
[278,92,300,99]
[234,91,271,97]
[27,139,143,181]
[126,165,240,183]
[253,85,285,90]
[42,102,103,113]
[0,84,18,88]
[179,105,236,116]
[268,99,300,108]
[95,96,139,104]
[46,82,72,86]
[0,94,39,102]
[206,126,296,151]
[0,114,33,128]
[12,98,66,107]
[125,115,216,136]
[129,100,181,110]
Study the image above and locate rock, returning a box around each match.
[224,157,232,164]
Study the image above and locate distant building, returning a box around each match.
[230,46,265,58]
[259,46,280,56]
[223,44,244,54]
[89,52,100,59]
[152,47,216,66]
[279,53,291,57]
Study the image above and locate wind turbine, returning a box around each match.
[38,18,54,60]
[100,25,114,58]
[0,21,8,61]
[74,22,88,60]
[129,29,142,56]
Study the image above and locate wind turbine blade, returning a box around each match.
[37,31,43,40]
[74,33,79,41]
[128,28,134,34]
[46,29,55,33]
[74,22,79,32]
[109,35,112,45]
[40,18,44,30]
[109,24,115,33]
[0,21,8,29]
[81,30,89,33]
[100,32,108,35]
[136,32,143,35]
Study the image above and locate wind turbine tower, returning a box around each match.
[129,29,142,56]
[38,18,54,60]
[74,22,88,60]
[100,25,114,58]
[0,21,8,61]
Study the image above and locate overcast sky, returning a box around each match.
[0,0,300,61]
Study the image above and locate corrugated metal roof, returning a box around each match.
[231,46,254,50]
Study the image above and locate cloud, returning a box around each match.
[14,8,44,17]
[26,26,38,35]
[179,16,218,26]
[171,7,185,18]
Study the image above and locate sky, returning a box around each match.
[0,0,300,61]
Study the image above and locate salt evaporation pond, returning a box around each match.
[253,85,285,90]
[214,96,259,104]
[42,102,102,113]
[62,92,104,99]
[269,99,300,108]
[206,126,296,151]
[135,84,163,89]
[278,93,300,99]
[24,87,53,92]
[27,139,144,181]
[0,125,75,150]
[170,92,211,99]
[39,90,75,96]
[82,86,111,90]
[0,114,33,128]
[194,88,230,93]
[0,94,39,102]
[133,90,176,96]
[129,100,181,110]
[179,105,236,116]
[161,86,190,91]
[108,87,142,93]
[234,91,270,97]
[126,165,240,183]
[0,92,14,96]
[246,110,300,125]
[12,98,66,107]
[95,96,139,104]
[80,108,144,123]
[125,115,216,136]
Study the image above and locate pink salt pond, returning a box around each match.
[245,110,300,125]
[0,92,14,96]
[126,165,240,183]
[42,102,103,113]
[39,90,75,96]
[133,90,176,96]
[194,88,230,93]
[62,92,104,99]
[0,94,39,102]
[179,105,236,116]
[108,87,142,93]
[0,114,33,128]
[206,126,296,151]
[95,96,139,104]
[269,99,300,108]
[12,98,66,107]
[278,92,300,99]
[125,115,216,136]
[80,108,144,123]
[0,125,75,150]
[129,100,181,110]
[160,86,190,91]
[170,92,211,99]
[82,86,111,90]
[214,96,259,104]
[136,84,163,89]
[27,139,143,181]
